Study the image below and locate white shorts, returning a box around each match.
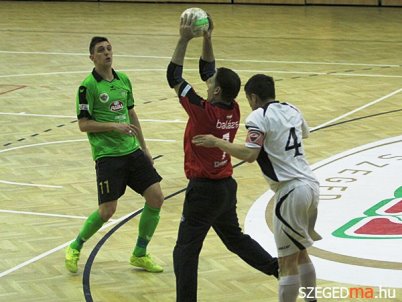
[273,179,321,257]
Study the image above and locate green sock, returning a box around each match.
[70,210,105,251]
[133,204,161,257]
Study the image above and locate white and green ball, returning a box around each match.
[181,8,209,37]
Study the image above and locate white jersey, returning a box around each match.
[245,101,318,192]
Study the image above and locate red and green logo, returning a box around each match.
[333,186,402,239]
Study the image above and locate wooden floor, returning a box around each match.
[0,1,401,301]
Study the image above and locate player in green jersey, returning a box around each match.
[66,36,164,273]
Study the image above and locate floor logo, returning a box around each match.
[333,186,402,239]
[245,135,402,288]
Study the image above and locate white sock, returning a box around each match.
[299,263,317,302]
[279,274,300,302]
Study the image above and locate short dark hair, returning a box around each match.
[215,67,241,103]
[244,74,276,100]
[89,36,109,54]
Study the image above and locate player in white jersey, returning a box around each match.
[193,74,320,302]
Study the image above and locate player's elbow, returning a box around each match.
[78,119,89,132]
[244,148,260,163]
[245,155,257,163]
[244,150,259,163]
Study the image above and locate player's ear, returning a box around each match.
[251,93,259,103]
[89,54,94,62]
[214,86,221,96]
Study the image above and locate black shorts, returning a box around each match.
[95,149,162,204]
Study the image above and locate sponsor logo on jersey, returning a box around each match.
[214,159,228,168]
[216,119,239,130]
[110,100,123,112]
[245,136,402,288]
[99,93,109,103]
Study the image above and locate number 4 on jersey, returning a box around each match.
[285,127,303,157]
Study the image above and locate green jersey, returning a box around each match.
[76,69,140,160]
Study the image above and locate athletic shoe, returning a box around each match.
[65,246,80,273]
[130,254,163,273]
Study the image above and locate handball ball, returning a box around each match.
[181,7,209,37]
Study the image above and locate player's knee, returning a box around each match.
[144,184,164,208]
[99,202,117,221]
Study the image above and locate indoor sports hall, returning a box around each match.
[0,0,401,301]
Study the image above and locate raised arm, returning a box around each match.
[167,14,197,95]
[199,15,216,82]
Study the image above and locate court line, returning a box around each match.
[0,138,176,155]
[0,180,63,188]
[1,69,401,79]
[0,112,187,123]
[0,210,129,279]
[81,87,402,299]
[0,85,26,95]
[83,208,143,302]
[0,209,117,221]
[1,87,399,279]
[82,188,187,301]
[238,70,402,79]
[0,148,161,279]
[0,240,74,279]
[0,139,175,188]
[0,50,399,67]
[310,88,402,131]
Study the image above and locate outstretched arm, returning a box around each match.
[167,14,197,95]
[192,134,261,163]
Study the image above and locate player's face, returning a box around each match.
[246,93,258,110]
[91,41,113,68]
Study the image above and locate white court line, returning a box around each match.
[0,240,74,278]
[238,70,402,78]
[0,209,138,278]
[0,180,62,188]
[0,50,399,67]
[0,138,175,188]
[0,88,400,278]
[0,112,76,119]
[0,209,118,221]
[1,68,401,79]
[310,87,402,131]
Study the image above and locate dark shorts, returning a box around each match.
[95,149,162,204]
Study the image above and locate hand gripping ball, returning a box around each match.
[181,8,209,37]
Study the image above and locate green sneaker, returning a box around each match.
[65,246,80,273]
[130,254,163,273]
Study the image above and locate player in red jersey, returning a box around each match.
[167,13,278,302]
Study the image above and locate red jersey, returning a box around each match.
[178,82,240,179]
